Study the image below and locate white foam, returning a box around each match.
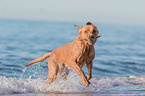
[0,71,88,95]
[1,71,145,95]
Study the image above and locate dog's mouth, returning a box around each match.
[86,39,95,43]
[85,38,96,45]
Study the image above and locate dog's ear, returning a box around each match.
[74,25,83,29]
[86,22,93,25]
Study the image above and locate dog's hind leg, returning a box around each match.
[45,57,59,84]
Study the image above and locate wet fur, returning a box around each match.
[26,22,101,87]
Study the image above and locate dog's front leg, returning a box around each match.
[86,61,93,80]
[71,62,89,87]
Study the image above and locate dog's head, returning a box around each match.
[74,22,101,45]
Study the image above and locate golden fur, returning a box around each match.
[26,22,101,87]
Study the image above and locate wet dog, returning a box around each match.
[26,22,101,87]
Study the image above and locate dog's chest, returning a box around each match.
[77,46,93,65]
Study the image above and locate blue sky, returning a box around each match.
[0,0,145,26]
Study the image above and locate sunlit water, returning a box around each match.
[0,19,145,95]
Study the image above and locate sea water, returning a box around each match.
[0,19,145,95]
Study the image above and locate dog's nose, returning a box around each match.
[89,35,94,39]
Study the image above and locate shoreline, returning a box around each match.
[2,92,145,96]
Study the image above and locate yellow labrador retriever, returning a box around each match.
[26,22,101,87]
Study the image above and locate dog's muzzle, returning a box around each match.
[86,35,101,44]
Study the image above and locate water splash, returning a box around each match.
[1,69,145,95]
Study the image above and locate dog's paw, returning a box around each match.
[87,75,92,80]
[82,80,89,87]
[45,80,51,85]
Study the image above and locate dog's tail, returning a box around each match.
[26,52,52,67]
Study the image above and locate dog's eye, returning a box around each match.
[84,31,88,33]
[93,30,96,33]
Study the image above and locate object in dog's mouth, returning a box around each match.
[96,35,101,38]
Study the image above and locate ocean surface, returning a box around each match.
[0,19,145,95]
